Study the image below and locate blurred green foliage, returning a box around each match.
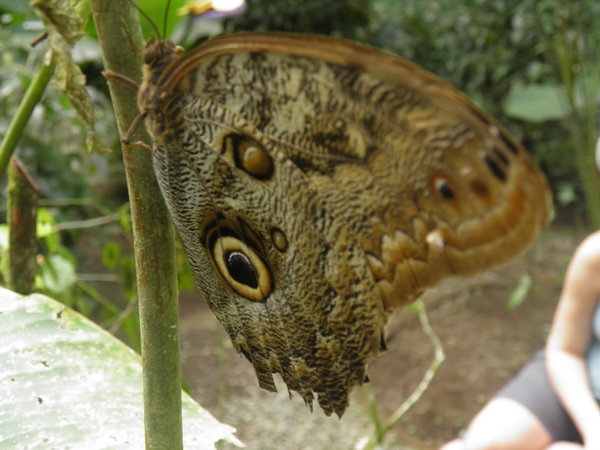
[224,0,370,37]
[369,0,543,114]
[364,0,600,225]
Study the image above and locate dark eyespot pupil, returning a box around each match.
[438,181,454,199]
[226,251,258,288]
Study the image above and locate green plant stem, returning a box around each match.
[0,55,56,181]
[364,383,385,447]
[90,2,183,449]
[551,8,600,229]
[6,157,39,295]
[75,279,121,315]
[217,325,228,421]
[563,94,600,229]
[382,301,445,434]
[365,300,445,448]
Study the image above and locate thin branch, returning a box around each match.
[108,294,139,334]
[50,213,120,232]
[75,279,121,314]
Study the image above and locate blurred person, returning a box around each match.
[440,144,600,450]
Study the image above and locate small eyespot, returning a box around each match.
[270,228,288,252]
[433,177,455,200]
[212,235,272,302]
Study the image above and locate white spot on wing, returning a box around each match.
[426,230,445,253]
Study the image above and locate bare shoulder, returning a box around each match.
[576,231,600,259]
[575,231,600,264]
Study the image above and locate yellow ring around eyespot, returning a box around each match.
[212,235,271,302]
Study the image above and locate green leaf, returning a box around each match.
[39,252,77,295]
[119,206,131,234]
[119,255,136,299]
[38,207,61,253]
[556,181,577,206]
[36,207,55,238]
[121,311,141,354]
[0,287,240,449]
[0,225,9,283]
[506,273,533,311]
[0,0,31,14]
[0,225,8,253]
[503,83,568,123]
[101,241,121,270]
[504,75,600,124]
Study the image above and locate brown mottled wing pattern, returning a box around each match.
[139,33,550,416]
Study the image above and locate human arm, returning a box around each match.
[546,231,600,447]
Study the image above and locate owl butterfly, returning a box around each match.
[112,29,551,417]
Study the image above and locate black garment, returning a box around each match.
[496,349,583,443]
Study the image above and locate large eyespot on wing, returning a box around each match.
[210,233,272,302]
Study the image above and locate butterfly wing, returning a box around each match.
[162,33,550,309]
[148,60,388,417]
[142,33,550,416]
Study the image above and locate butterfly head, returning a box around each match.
[143,38,183,74]
[138,38,186,136]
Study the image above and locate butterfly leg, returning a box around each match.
[129,140,152,152]
[102,70,140,92]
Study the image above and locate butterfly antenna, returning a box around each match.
[163,0,173,41]
[126,0,162,39]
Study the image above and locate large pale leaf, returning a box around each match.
[504,76,600,124]
[0,287,240,449]
[503,83,568,123]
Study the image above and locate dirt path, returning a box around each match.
[179,228,584,449]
